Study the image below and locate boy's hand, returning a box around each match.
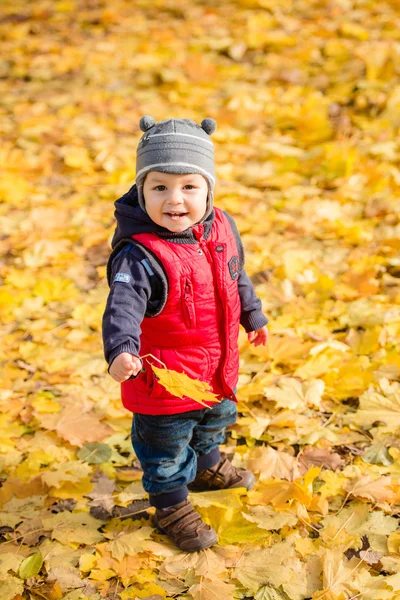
[248,326,269,347]
[109,352,143,383]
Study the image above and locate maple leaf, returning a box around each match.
[37,402,113,447]
[233,540,319,600]
[247,445,302,481]
[106,526,154,560]
[86,472,115,513]
[317,547,363,598]
[39,539,82,571]
[151,364,221,407]
[264,376,325,410]
[47,565,96,594]
[242,505,298,530]
[299,447,344,471]
[188,578,236,600]
[197,506,265,546]
[41,512,104,545]
[0,575,24,600]
[248,479,312,508]
[344,475,394,503]
[162,548,227,578]
[41,461,92,488]
[347,378,400,428]
[189,488,245,509]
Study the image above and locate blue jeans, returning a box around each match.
[131,398,238,508]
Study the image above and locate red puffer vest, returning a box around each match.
[120,207,241,415]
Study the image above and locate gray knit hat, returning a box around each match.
[135,116,217,221]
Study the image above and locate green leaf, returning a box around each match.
[77,442,111,464]
[18,552,43,579]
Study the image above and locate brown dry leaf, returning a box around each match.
[298,447,344,472]
[86,472,116,514]
[47,566,95,593]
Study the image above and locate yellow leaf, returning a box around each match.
[62,145,93,173]
[242,505,298,531]
[189,488,245,509]
[189,578,236,600]
[41,461,92,488]
[198,506,265,546]
[151,364,221,407]
[318,471,348,500]
[347,378,400,428]
[0,575,24,600]
[79,553,97,573]
[248,479,312,509]
[50,476,94,501]
[246,445,302,481]
[87,568,115,581]
[265,377,324,411]
[344,475,393,503]
[233,539,318,598]
[33,277,79,304]
[41,512,104,545]
[106,526,153,560]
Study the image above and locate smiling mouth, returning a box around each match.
[164,212,189,220]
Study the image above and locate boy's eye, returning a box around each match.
[154,184,196,191]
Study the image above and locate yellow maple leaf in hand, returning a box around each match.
[151,365,221,407]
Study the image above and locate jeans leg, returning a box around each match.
[131,410,204,508]
[190,398,238,471]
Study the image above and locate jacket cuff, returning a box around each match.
[240,311,269,333]
[107,342,140,372]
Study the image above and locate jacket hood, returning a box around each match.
[111,184,215,248]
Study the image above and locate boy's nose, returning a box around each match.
[167,191,185,205]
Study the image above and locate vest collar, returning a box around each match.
[156,215,213,243]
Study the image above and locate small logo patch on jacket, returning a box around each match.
[114,272,131,283]
[228,256,239,280]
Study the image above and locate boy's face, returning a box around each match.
[142,171,208,232]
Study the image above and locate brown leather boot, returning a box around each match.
[152,499,218,552]
[188,454,255,492]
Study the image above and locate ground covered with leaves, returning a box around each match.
[2,0,400,598]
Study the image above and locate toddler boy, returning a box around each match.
[102,116,268,551]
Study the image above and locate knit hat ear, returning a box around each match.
[201,118,216,135]
[139,115,156,132]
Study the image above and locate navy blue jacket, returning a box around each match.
[102,184,268,367]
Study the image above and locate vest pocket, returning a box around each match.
[182,276,197,328]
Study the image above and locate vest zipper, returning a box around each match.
[182,277,196,328]
[197,239,232,397]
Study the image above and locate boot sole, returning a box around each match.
[152,514,218,552]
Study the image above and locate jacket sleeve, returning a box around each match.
[223,211,269,333]
[102,244,153,368]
